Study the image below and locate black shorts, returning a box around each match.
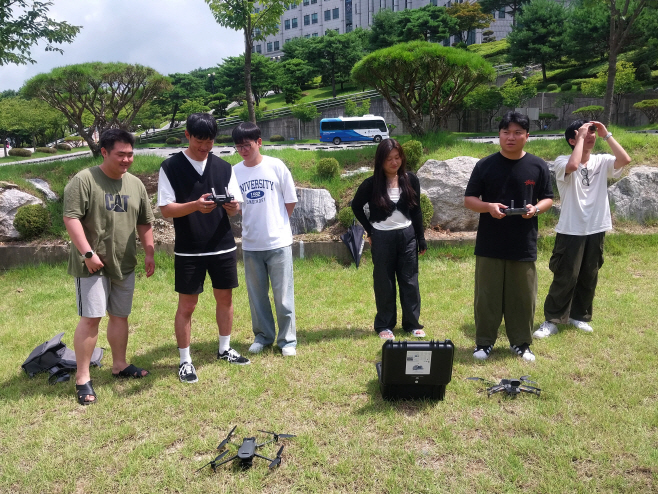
[174,251,239,294]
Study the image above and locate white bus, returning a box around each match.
[319,115,389,145]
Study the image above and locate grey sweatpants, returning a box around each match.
[474,256,536,347]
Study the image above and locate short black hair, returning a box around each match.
[565,119,588,150]
[186,113,218,140]
[100,128,135,153]
[499,111,530,133]
[232,122,261,144]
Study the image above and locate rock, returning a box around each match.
[26,178,59,201]
[341,167,371,178]
[0,181,19,189]
[608,166,658,222]
[289,187,336,234]
[0,188,43,240]
[417,157,480,231]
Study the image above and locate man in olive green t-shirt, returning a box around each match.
[63,129,155,405]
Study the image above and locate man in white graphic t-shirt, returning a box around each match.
[534,120,631,339]
[231,122,298,356]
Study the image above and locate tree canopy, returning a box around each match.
[479,0,530,26]
[0,0,81,65]
[23,62,171,156]
[351,41,495,136]
[446,1,493,45]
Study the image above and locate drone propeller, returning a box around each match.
[195,450,229,473]
[519,375,539,386]
[258,430,296,442]
[467,377,496,387]
[268,445,285,468]
[217,425,237,450]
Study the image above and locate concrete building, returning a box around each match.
[256,0,515,59]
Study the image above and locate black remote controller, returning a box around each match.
[208,187,234,205]
[503,200,529,216]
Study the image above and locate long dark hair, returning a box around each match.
[371,138,417,212]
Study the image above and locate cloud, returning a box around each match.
[0,0,244,91]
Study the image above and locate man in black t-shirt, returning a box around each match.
[464,111,554,362]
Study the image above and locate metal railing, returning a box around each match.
[139,89,380,143]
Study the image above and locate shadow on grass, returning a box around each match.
[458,323,534,363]
[355,377,444,415]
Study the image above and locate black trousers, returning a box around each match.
[371,225,422,333]
[543,232,605,324]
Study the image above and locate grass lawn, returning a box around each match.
[0,147,89,164]
[249,83,365,112]
[0,235,656,493]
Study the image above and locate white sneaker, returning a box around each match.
[249,342,265,354]
[281,346,296,357]
[178,362,198,383]
[533,321,558,339]
[473,345,493,360]
[510,343,536,362]
[568,318,593,333]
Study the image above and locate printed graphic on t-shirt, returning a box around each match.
[240,179,275,205]
[105,193,129,212]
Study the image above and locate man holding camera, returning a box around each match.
[158,113,249,384]
[534,120,631,338]
[464,111,554,362]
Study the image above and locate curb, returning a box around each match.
[0,238,475,270]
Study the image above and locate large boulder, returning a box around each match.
[609,166,658,222]
[0,188,44,240]
[290,187,336,234]
[27,178,59,201]
[417,157,480,231]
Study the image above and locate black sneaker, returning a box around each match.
[218,347,251,365]
[510,343,536,362]
[473,345,493,360]
[179,362,198,383]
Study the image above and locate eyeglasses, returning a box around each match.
[580,167,590,186]
[234,142,253,152]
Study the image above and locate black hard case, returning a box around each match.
[376,340,454,400]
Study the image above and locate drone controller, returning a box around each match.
[208,187,234,205]
[503,199,529,216]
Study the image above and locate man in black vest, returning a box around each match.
[158,113,250,384]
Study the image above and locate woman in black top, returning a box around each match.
[351,139,427,340]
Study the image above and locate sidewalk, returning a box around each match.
[0,150,92,167]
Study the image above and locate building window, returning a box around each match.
[312,32,319,37]
[304,34,311,38]
[285,19,290,29]
[285,38,290,44]
[303,0,309,5]
[325,9,331,20]
[254,7,260,13]
[333,7,339,18]
[430,0,437,5]
[498,8,505,18]
[304,14,310,25]
[442,38,450,46]
[254,28,261,36]
[274,41,280,50]
[256,44,262,53]
[267,42,273,52]
[311,12,318,23]
[252,46,256,53]
[292,17,298,27]
[311,0,318,3]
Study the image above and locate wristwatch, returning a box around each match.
[84,250,94,259]
[534,208,541,217]
[603,132,613,141]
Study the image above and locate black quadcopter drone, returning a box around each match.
[196,426,296,472]
[467,375,541,398]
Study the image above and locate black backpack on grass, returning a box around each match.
[22,332,103,384]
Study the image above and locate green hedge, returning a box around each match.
[402,140,423,171]
[56,143,72,151]
[14,204,50,239]
[337,207,356,228]
[8,148,32,157]
[547,84,559,91]
[317,157,340,179]
[35,147,57,154]
[165,137,182,145]
[215,135,233,143]
[560,82,573,92]
[420,194,433,230]
[270,135,285,142]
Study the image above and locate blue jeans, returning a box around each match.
[242,246,297,349]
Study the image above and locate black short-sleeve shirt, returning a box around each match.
[464,151,553,261]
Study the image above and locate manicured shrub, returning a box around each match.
[546,84,559,91]
[560,82,572,92]
[64,136,84,147]
[165,137,182,145]
[636,64,652,82]
[402,140,423,171]
[316,157,340,179]
[56,143,72,151]
[215,134,233,143]
[14,204,50,239]
[573,105,604,121]
[35,147,57,154]
[270,135,285,142]
[8,148,32,157]
[419,193,434,230]
[337,206,356,228]
[633,99,658,124]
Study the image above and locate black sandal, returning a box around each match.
[76,380,97,406]
[112,364,149,379]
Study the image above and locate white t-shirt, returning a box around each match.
[372,187,412,231]
[157,152,243,207]
[233,155,298,251]
[553,153,622,235]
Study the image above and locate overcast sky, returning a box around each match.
[0,0,245,92]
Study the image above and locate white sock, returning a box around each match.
[219,335,231,354]
[179,347,191,366]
